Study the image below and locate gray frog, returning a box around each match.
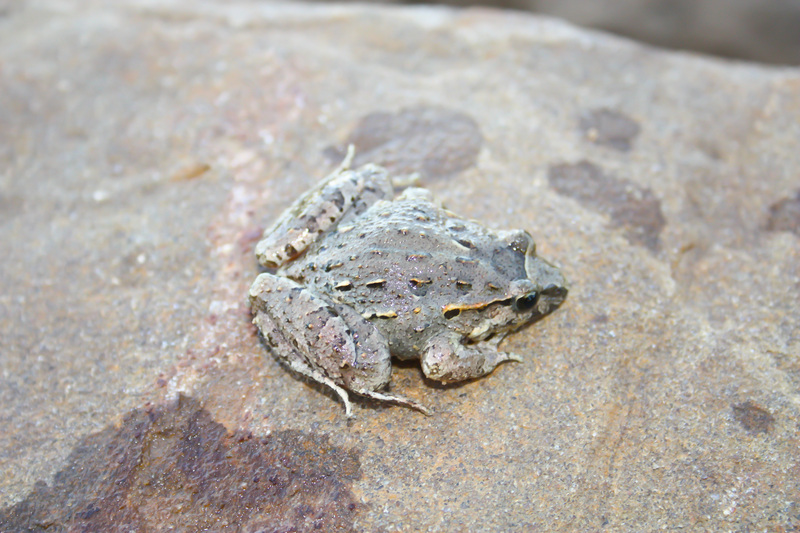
[249,149,568,416]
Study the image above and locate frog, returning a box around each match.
[249,147,568,416]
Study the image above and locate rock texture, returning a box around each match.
[1,1,798,531]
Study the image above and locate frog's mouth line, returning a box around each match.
[443,297,531,341]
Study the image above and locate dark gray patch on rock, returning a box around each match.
[548,160,666,251]
[579,108,641,152]
[765,190,800,236]
[333,106,483,179]
[0,396,362,533]
[732,401,776,434]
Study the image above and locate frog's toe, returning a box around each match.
[481,351,523,377]
[389,172,421,190]
[396,186,436,203]
[355,389,432,416]
[303,372,353,417]
[501,352,524,364]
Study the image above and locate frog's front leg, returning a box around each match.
[255,148,394,268]
[249,273,430,416]
[420,334,522,384]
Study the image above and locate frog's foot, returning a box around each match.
[335,144,356,173]
[354,389,432,416]
[389,172,421,190]
[251,273,399,417]
[420,334,522,384]
[505,352,524,364]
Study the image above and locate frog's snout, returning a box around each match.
[541,283,568,300]
[526,253,566,287]
[525,254,568,314]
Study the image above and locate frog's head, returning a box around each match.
[502,229,568,325]
[463,229,568,342]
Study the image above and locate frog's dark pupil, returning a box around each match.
[514,292,539,312]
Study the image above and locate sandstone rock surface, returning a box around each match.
[1,1,798,531]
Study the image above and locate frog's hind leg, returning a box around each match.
[250,273,430,416]
[250,299,355,416]
[254,148,394,269]
[250,273,367,416]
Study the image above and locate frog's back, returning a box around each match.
[282,193,530,355]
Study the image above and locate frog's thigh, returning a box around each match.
[332,303,432,415]
[255,163,394,268]
[420,334,522,383]
[249,273,364,415]
[329,303,392,391]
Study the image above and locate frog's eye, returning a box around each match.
[513,292,539,312]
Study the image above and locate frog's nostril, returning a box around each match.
[541,284,567,298]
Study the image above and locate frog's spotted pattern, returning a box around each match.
[249,148,568,416]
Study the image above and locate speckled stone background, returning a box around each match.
[1,1,799,531]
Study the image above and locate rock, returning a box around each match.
[526,0,800,65]
[408,0,800,65]
[1,0,798,530]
